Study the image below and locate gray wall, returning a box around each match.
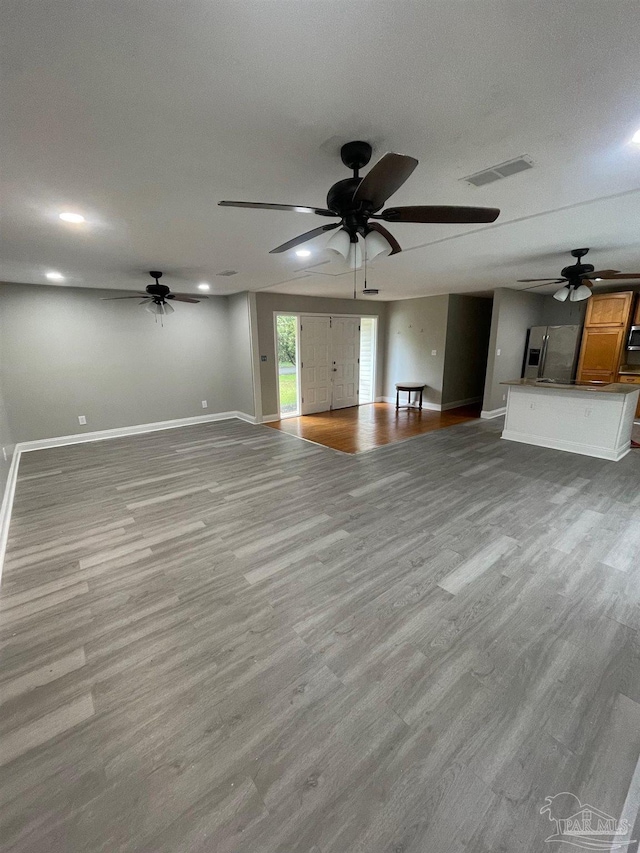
[540,296,587,326]
[255,292,387,417]
[383,295,449,407]
[442,295,493,407]
[482,288,546,412]
[0,283,243,443]
[227,292,255,418]
[0,378,14,499]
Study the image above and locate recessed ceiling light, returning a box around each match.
[198,283,210,291]
[295,249,311,258]
[631,128,640,145]
[45,271,64,281]
[59,212,85,223]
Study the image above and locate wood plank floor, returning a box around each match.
[265,401,481,453]
[2,417,640,852]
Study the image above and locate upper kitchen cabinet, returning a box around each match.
[584,291,633,327]
[577,326,626,383]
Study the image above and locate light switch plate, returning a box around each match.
[431,350,437,356]
[201,400,208,409]
[78,415,87,425]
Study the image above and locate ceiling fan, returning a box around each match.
[101,271,206,317]
[219,140,500,265]
[518,248,640,302]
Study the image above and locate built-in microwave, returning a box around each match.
[628,325,640,351]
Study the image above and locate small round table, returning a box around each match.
[395,382,426,410]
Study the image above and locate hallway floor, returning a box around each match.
[265,401,481,453]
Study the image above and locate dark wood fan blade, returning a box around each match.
[269,222,341,254]
[378,205,500,224]
[352,153,418,211]
[219,201,336,217]
[367,223,402,255]
[521,281,565,289]
[581,269,620,278]
[166,294,200,303]
[594,272,640,279]
[101,294,149,300]
[517,278,566,283]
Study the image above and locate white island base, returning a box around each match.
[501,380,639,462]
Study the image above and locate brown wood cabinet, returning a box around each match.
[584,291,633,327]
[576,326,626,383]
[577,291,634,384]
[634,294,640,325]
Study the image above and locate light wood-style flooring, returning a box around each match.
[266,401,480,453]
[1,417,640,852]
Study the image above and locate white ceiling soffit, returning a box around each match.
[2,0,640,300]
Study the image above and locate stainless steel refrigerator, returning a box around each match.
[523,325,583,383]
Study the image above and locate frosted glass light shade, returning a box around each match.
[326,228,351,260]
[364,229,392,261]
[553,285,570,302]
[570,284,592,302]
[346,240,362,270]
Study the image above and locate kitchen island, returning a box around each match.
[501,379,639,461]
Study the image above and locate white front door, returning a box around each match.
[300,315,331,414]
[331,317,361,409]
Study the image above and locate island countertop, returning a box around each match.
[500,379,639,395]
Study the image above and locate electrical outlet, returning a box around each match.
[201,400,208,409]
[431,350,437,356]
[496,348,501,356]
[78,415,87,425]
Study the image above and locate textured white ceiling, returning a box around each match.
[2,0,640,299]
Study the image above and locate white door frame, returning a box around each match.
[272,311,378,416]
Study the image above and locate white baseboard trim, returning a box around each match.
[501,429,629,462]
[261,414,281,423]
[481,407,506,419]
[15,411,256,454]
[440,396,482,411]
[0,449,21,583]
[378,396,442,411]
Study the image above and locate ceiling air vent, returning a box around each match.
[462,156,533,187]
[216,269,238,277]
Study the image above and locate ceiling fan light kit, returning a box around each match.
[219,140,501,293]
[100,271,206,321]
[519,247,640,302]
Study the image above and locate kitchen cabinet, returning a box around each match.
[584,291,633,327]
[617,374,640,419]
[576,326,626,383]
